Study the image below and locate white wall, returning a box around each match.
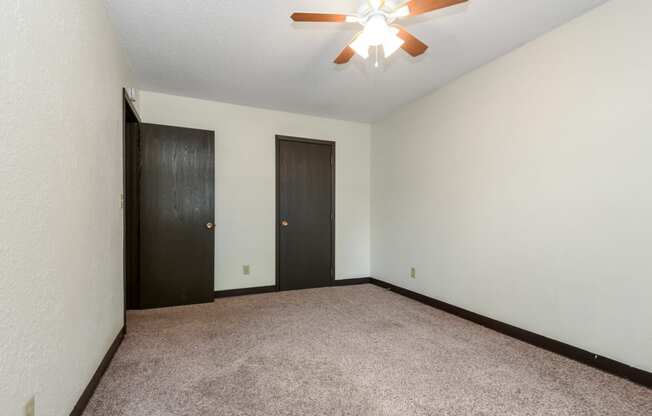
[138,92,371,291]
[0,1,132,415]
[371,0,652,372]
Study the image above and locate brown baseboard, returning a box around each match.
[70,326,125,416]
[368,278,651,389]
[214,279,373,298]
[214,285,278,298]
[332,277,371,286]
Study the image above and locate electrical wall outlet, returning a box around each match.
[25,397,35,416]
[243,265,250,275]
[410,267,416,279]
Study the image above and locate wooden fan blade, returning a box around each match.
[334,33,364,64]
[291,13,349,22]
[334,45,356,64]
[402,0,467,17]
[396,27,428,57]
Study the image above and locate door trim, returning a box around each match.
[122,88,141,327]
[275,135,336,291]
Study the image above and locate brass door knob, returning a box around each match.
[281,220,289,227]
[206,222,215,230]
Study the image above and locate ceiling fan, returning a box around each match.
[291,0,468,65]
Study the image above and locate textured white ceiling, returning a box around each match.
[104,0,607,122]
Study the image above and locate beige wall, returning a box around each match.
[371,0,652,372]
[138,92,371,291]
[0,1,132,415]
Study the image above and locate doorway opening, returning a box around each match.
[122,92,216,311]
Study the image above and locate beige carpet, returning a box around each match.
[84,284,651,415]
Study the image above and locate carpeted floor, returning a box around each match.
[84,284,651,415]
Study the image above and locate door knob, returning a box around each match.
[281,220,289,227]
[206,222,215,230]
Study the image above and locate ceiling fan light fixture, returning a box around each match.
[364,14,392,46]
[383,30,405,58]
[350,36,371,59]
[353,20,404,60]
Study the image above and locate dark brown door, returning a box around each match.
[139,124,215,308]
[277,136,335,291]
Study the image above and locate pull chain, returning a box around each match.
[375,46,379,68]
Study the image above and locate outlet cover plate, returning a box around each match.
[25,397,35,416]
